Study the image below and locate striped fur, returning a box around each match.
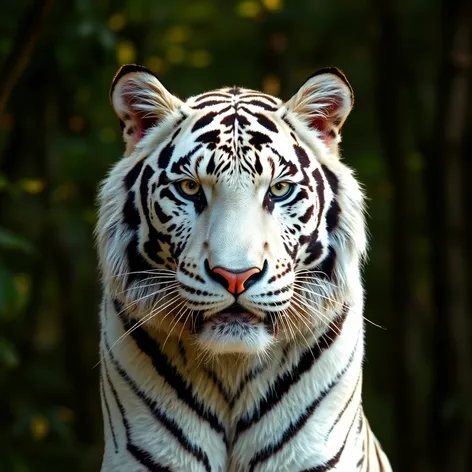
[96,65,392,471]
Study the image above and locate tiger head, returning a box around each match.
[97,65,366,355]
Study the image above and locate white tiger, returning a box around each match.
[96,64,392,472]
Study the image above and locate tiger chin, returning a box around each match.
[96,64,392,471]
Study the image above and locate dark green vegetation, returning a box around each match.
[1,0,471,471]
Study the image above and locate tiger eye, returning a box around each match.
[179,180,201,196]
[269,181,293,200]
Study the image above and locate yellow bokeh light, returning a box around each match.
[262,0,283,11]
[144,56,167,75]
[116,41,136,64]
[166,46,186,65]
[165,25,191,43]
[236,1,261,18]
[108,13,126,32]
[20,179,46,195]
[190,50,212,68]
[262,75,281,96]
[31,415,49,441]
[14,273,31,299]
[57,406,75,423]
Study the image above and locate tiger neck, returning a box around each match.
[101,292,366,470]
[101,292,364,411]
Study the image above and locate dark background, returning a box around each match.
[1,0,471,471]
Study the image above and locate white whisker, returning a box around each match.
[97,293,183,367]
[119,281,180,296]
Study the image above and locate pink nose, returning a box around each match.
[211,266,261,295]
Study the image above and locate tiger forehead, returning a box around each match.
[181,87,289,149]
[186,87,283,110]
[161,88,297,179]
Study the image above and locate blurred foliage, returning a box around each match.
[1,0,471,471]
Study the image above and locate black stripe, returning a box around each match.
[357,411,364,435]
[301,233,324,266]
[299,205,314,224]
[356,455,364,468]
[300,444,345,472]
[140,164,171,264]
[100,374,118,453]
[240,93,279,105]
[229,363,268,408]
[300,408,359,472]
[248,130,271,150]
[105,341,211,471]
[170,145,202,175]
[242,99,277,111]
[103,362,171,471]
[254,113,279,133]
[321,165,340,233]
[375,442,385,471]
[114,300,228,446]
[317,246,336,280]
[303,403,360,472]
[312,168,325,228]
[191,112,218,132]
[325,373,361,440]
[193,92,231,103]
[280,187,309,208]
[248,339,358,471]
[320,165,339,195]
[191,100,228,109]
[178,340,187,366]
[123,190,140,231]
[325,199,340,233]
[206,154,216,174]
[202,367,232,405]
[125,235,157,284]
[233,305,348,442]
[158,142,175,169]
[124,159,146,190]
[122,160,145,231]
[196,129,220,145]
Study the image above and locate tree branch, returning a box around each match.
[0,0,54,115]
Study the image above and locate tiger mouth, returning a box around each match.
[206,303,279,336]
[209,303,261,325]
[192,303,277,337]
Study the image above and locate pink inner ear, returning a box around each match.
[309,96,343,144]
[310,117,329,133]
[310,119,333,145]
[122,87,158,143]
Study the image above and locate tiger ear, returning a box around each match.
[110,64,183,156]
[285,68,353,146]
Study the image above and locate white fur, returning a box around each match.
[97,67,392,471]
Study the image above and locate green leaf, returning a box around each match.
[0,336,19,369]
[0,172,8,191]
[0,228,35,254]
[0,263,20,318]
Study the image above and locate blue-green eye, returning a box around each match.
[269,182,294,200]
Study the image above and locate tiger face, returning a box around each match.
[97,65,366,355]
